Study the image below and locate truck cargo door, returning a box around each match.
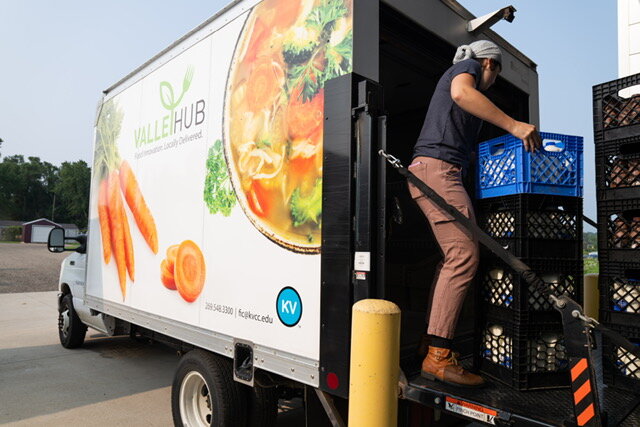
[320,74,385,399]
[352,79,386,301]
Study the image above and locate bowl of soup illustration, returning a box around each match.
[223,0,353,253]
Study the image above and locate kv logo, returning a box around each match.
[281,300,298,314]
[276,287,302,327]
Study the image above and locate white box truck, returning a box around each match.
[52,0,640,425]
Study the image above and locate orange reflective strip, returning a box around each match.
[577,403,595,426]
[571,358,588,382]
[573,379,592,405]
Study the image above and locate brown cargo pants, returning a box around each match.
[407,156,479,339]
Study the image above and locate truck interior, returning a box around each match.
[377,4,640,425]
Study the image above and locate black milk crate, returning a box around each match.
[598,261,640,327]
[595,135,640,201]
[593,73,640,142]
[602,323,640,392]
[475,313,570,390]
[597,198,640,262]
[476,194,583,260]
[478,257,583,319]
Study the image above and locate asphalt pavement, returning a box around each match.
[0,243,62,293]
[0,291,177,426]
[0,291,306,426]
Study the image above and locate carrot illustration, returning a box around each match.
[243,17,270,65]
[287,87,324,140]
[98,179,112,264]
[160,259,176,290]
[269,0,301,29]
[174,240,206,303]
[119,160,158,254]
[108,171,127,299]
[120,201,135,282]
[166,244,179,274]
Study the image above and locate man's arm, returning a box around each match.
[451,73,541,152]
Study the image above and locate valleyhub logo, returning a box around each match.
[276,287,302,327]
[134,66,206,148]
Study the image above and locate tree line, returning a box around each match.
[0,154,91,229]
[583,231,597,253]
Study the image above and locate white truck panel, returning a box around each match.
[86,0,354,386]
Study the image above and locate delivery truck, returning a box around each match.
[48,0,640,425]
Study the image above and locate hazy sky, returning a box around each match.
[0,1,618,227]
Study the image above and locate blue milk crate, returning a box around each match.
[477,132,583,199]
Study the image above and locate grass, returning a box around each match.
[0,240,21,244]
[584,258,599,275]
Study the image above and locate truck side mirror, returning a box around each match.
[48,227,66,253]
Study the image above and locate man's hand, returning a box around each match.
[510,121,542,152]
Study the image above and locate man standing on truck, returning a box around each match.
[408,40,541,387]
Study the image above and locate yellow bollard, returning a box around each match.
[583,273,599,320]
[348,299,401,427]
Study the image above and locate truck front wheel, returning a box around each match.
[172,349,248,427]
[58,293,87,348]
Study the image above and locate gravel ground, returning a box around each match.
[0,243,65,293]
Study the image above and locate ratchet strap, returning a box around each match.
[583,215,598,229]
[593,323,640,358]
[379,150,640,359]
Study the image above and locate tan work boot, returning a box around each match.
[421,346,485,387]
[417,334,460,360]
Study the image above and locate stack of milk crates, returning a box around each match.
[593,73,640,393]
[473,131,584,390]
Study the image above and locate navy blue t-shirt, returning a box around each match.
[413,59,483,169]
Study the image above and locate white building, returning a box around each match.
[619,0,640,95]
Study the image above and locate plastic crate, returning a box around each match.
[599,261,640,327]
[477,194,583,260]
[602,323,640,392]
[475,314,570,390]
[595,136,640,201]
[597,199,640,263]
[593,73,640,142]
[478,257,583,318]
[477,132,583,199]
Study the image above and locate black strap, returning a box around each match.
[583,215,597,228]
[594,323,640,359]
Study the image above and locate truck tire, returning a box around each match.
[247,385,278,427]
[172,349,248,427]
[58,293,87,348]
